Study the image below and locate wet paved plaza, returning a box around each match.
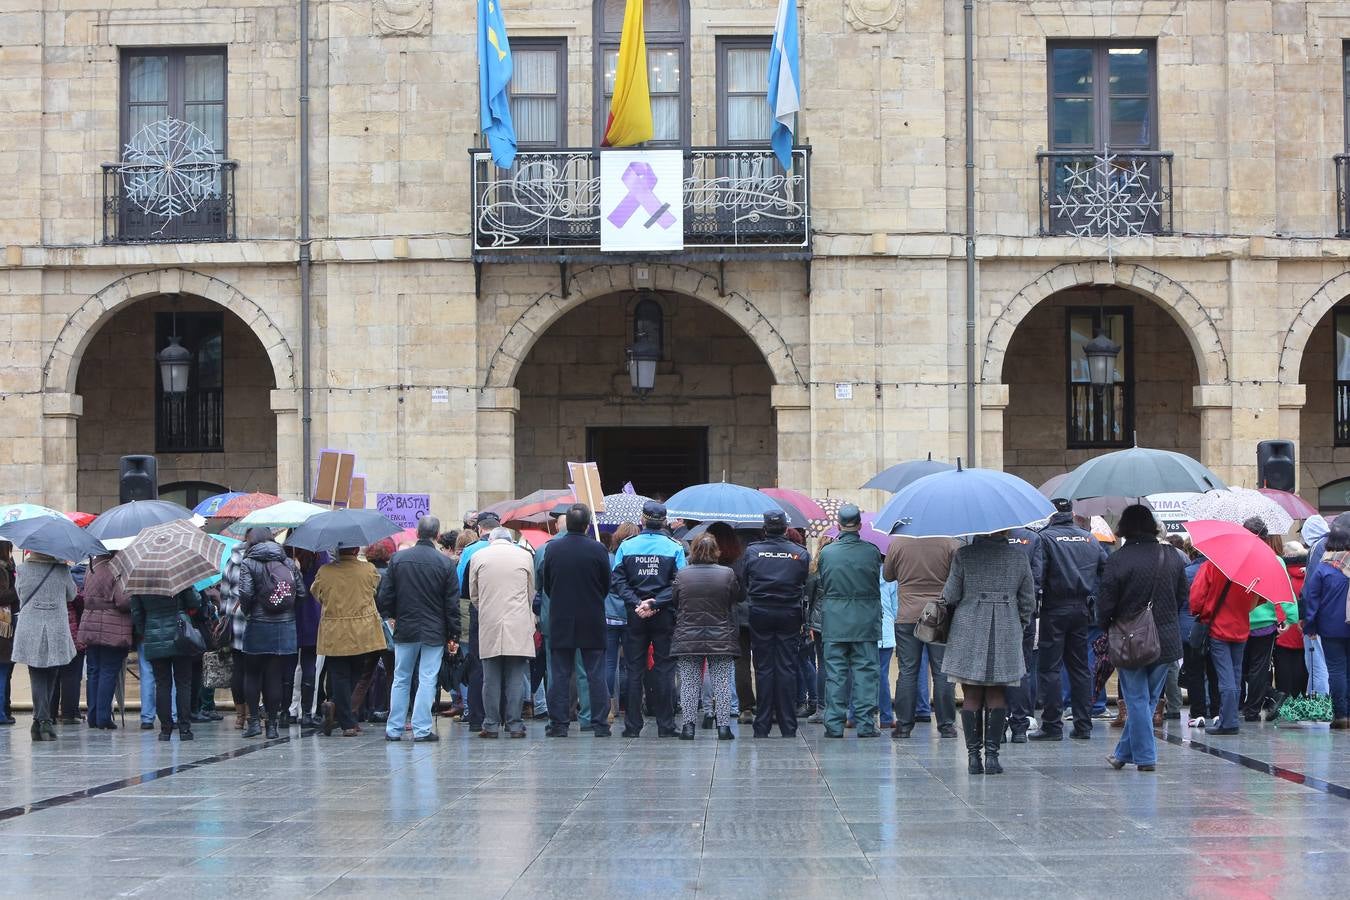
[2,717,1349,899]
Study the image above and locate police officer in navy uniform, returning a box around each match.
[1029,499,1107,741]
[1005,525,1044,742]
[611,500,687,738]
[740,510,811,737]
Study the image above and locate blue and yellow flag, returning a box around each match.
[478,0,516,168]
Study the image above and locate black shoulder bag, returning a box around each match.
[1106,547,1163,669]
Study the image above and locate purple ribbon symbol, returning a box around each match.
[607,161,677,230]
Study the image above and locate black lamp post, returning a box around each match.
[157,306,192,394]
[627,296,662,396]
[1083,329,1121,392]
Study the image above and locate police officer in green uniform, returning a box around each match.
[818,504,885,738]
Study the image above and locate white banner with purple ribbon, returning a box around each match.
[600,150,684,252]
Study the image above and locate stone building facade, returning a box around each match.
[3,0,1350,516]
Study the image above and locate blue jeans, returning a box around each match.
[604,623,625,698]
[85,646,127,727]
[1209,637,1245,729]
[1306,636,1330,696]
[0,661,12,718]
[138,645,176,725]
[915,645,932,716]
[387,642,442,739]
[1322,636,1350,720]
[576,650,591,727]
[878,646,895,726]
[1113,663,1168,766]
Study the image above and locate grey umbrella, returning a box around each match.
[285,508,402,552]
[0,516,106,562]
[1052,446,1226,501]
[86,500,194,541]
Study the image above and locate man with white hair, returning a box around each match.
[469,527,537,738]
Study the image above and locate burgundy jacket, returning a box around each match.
[76,557,133,650]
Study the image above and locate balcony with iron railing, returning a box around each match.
[1336,155,1350,238]
[470,147,810,257]
[1037,150,1173,238]
[102,159,237,245]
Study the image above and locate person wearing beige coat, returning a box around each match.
[311,548,387,735]
[469,529,536,737]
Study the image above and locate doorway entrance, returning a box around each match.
[587,427,708,499]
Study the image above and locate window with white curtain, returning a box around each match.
[718,38,772,145]
[120,48,227,159]
[596,0,688,146]
[510,39,567,148]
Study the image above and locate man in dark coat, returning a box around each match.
[741,510,810,737]
[540,504,614,737]
[377,516,460,742]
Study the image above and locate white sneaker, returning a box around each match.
[1188,715,1206,727]
[1209,716,1221,728]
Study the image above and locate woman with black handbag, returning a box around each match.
[1098,505,1189,772]
[130,586,202,742]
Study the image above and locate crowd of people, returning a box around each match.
[2,498,1347,777]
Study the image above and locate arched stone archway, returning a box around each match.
[1278,270,1350,381]
[39,268,301,510]
[980,262,1228,387]
[1284,271,1350,503]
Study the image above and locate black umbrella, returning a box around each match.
[0,516,106,562]
[285,508,402,552]
[86,500,194,541]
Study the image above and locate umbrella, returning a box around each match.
[226,500,328,536]
[806,497,853,539]
[488,489,575,525]
[1257,488,1318,521]
[194,534,242,592]
[212,492,284,519]
[1051,446,1226,501]
[0,516,106,562]
[518,529,552,550]
[769,497,810,530]
[0,503,64,525]
[759,489,828,522]
[1089,515,1116,544]
[112,519,222,596]
[1185,519,1295,605]
[285,508,402,552]
[193,491,248,517]
[65,511,97,528]
[861,454,956,493]
[1037,473,1152,518]
[595,493,653,526]
[86,500,194,542]
[825,512,892,552]
[874,465,1055,537]
[1184,488,1294,537]
[666,482,786,526]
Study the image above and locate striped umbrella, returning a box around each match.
[113,519,223,596]
[212,492,283,520]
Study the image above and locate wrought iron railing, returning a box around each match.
[1068,382,1131,448]
[1038,150,1173,238]
[470,147,810,252]
[1337,381,1350,446]
[157,387,224,453]
[1336,155,1350,238]
[102,160,237,244]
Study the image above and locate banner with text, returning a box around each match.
[376,493,431,530]
[600,150,684,252]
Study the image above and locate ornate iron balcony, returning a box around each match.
[1337,154,1350,238]
[1037,151,1173,238]
[470,147,810,254]
[101,159,238,244]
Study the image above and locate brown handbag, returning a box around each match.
[914,600,949,645]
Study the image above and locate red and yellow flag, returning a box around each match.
[602,0,653,146]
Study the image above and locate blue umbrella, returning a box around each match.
[194,534,241,592]
[874,465,1055,538]
[665,482,786,526]
[0,515,106,562]
[861,454,956,493]
[193,492,246,517]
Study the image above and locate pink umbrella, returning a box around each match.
[1186,519,1295,605]
[1256,488,1317,520]
[759,489,827,522]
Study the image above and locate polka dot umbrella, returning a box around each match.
[807,497,853,539]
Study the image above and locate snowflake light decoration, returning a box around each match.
[1049,153,1162,241]
[118,118,220,229]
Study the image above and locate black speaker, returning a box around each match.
[1256,440,1295,492]
[119,455,158,503]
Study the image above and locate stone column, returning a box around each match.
[270,389,304,499]
[477,387,519,505]
[771,384,811,490]
[1193,384,1235,484]
[1276,384,1308,498]
[41,393,82,511]
[978,384,1009,472]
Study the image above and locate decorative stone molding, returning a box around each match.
[844,0,903,33]
[373,0,432,36]
[1279,271,1350,382]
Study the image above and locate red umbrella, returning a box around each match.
[212,492,283,519]
[1186,520,1295,605]
[518,528,551,549]
[1256,488,1317,520]
[65,511,96,528]
[493,489,575,525]
[759,488,827,522]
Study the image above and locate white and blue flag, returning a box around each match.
[478,0,517,168]
[766,0,800,171]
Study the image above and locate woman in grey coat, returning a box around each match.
[12,552,78,741]
[941,534,1035,775]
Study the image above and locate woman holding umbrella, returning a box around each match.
[1301,514,1350,728]
[1098,505,1188,771]
[12,551,78,741]
[236,527,304,739]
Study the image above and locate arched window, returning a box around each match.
[159,480,229,510]
[595,0,689,147]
